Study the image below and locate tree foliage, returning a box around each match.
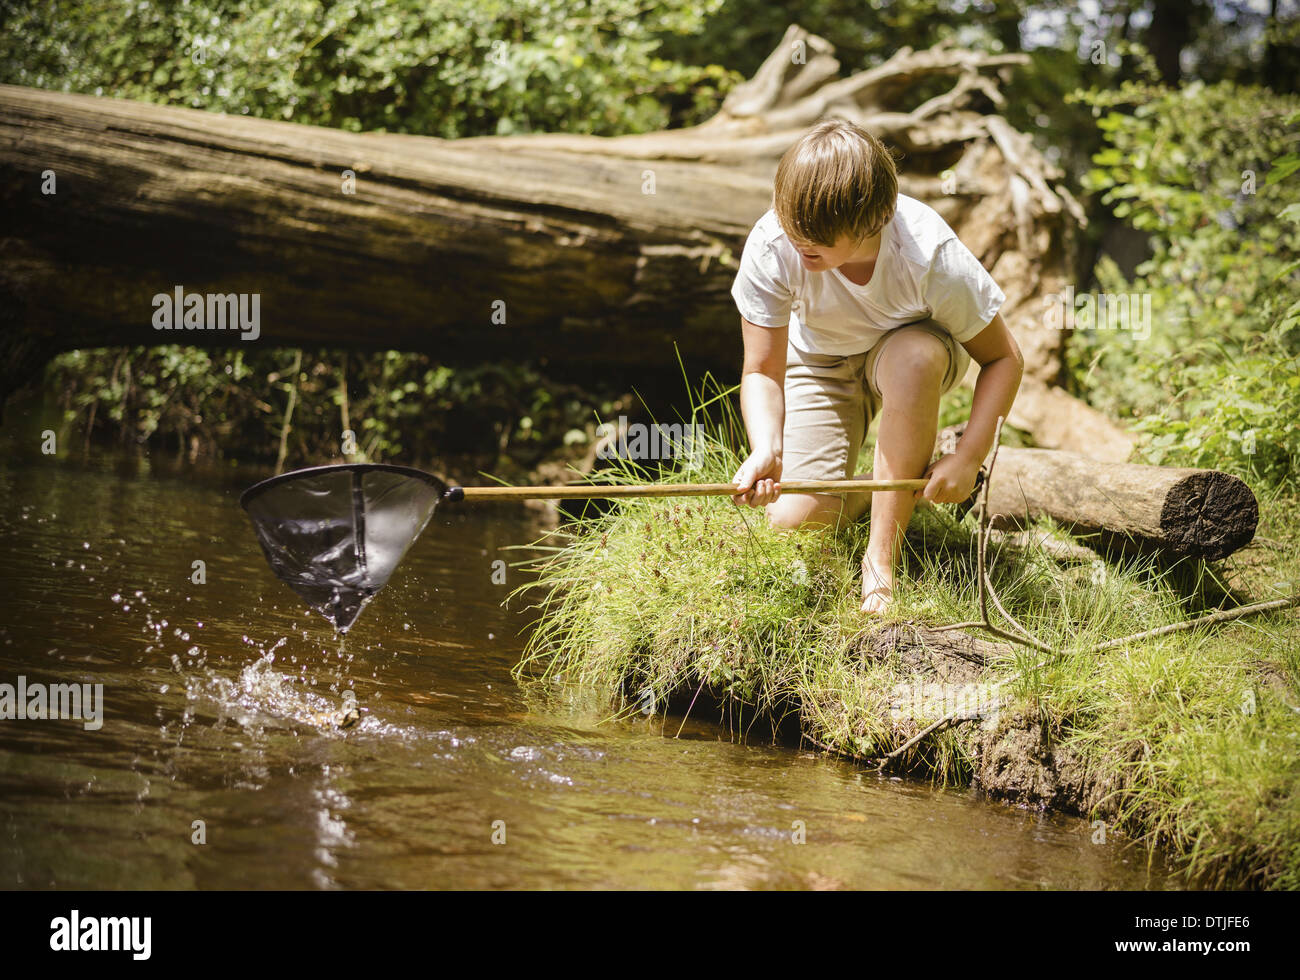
[46,345,625,476]
[5,2,1299,480]
[0,0,737,136]
[1070,82,1300,489]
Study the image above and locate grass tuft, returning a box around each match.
[510,378,1300,889]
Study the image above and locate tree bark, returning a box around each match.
[0,25,1134,460]
[1145,0,1195,85]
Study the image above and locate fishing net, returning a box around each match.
[240,464,447,633]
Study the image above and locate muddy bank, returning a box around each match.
[852,624,1111,813]
[654,621,1117,821]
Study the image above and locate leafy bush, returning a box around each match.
[0,0,738,136]
[45,345,623,475]
[1069,81,1300,489]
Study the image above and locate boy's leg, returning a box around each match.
[767,491,847,530]
[766,343,867,530]
[860,323,966,612]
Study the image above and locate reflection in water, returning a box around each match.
[0,443,1179,889]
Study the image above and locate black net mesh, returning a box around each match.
[240,464,446,633]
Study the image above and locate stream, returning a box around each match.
[0,426,1179,889]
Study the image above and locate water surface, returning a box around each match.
[0,436,1178,889]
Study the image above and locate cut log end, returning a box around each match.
[1159,470,1259,561]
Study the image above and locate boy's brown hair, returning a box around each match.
[773,118,898,247]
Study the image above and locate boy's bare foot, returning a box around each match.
[860,552,895,615]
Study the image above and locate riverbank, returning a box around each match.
[512,422,1300,890]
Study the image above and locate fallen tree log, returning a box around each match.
[0,25,1133,460]
[481,27,1132,461]
[981,448,1258,560]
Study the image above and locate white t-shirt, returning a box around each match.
[730,194,1005,355]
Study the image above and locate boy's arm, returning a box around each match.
[733,317,788,506]
[918,312,1023,503]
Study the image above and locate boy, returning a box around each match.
[729,119,1023,614]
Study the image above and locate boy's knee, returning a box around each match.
[877,332,949,398]
[765,496,807,529]
[765,494,836,530]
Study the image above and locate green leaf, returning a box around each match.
[1266,154,1300,186]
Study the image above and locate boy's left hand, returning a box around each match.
[916,452,982,505]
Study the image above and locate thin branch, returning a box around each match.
[675,674,708,739]
[1090,595,1300,653]
[273,349,303,476]
[880,698,1006,766]
[933,416,1053,652]
[874,416,1300,771]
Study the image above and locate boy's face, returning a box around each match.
[787,229,881,272]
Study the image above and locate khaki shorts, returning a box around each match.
[781,319,970,482]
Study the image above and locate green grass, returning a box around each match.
[510,380,1300,889]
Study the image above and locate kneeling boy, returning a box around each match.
[730,118,1023,614]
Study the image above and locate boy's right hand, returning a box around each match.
[732,448,783,507]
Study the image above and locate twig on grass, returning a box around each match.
[933,417,1055,654]
[1089,595,1300,652]
[875,415,1300,770]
